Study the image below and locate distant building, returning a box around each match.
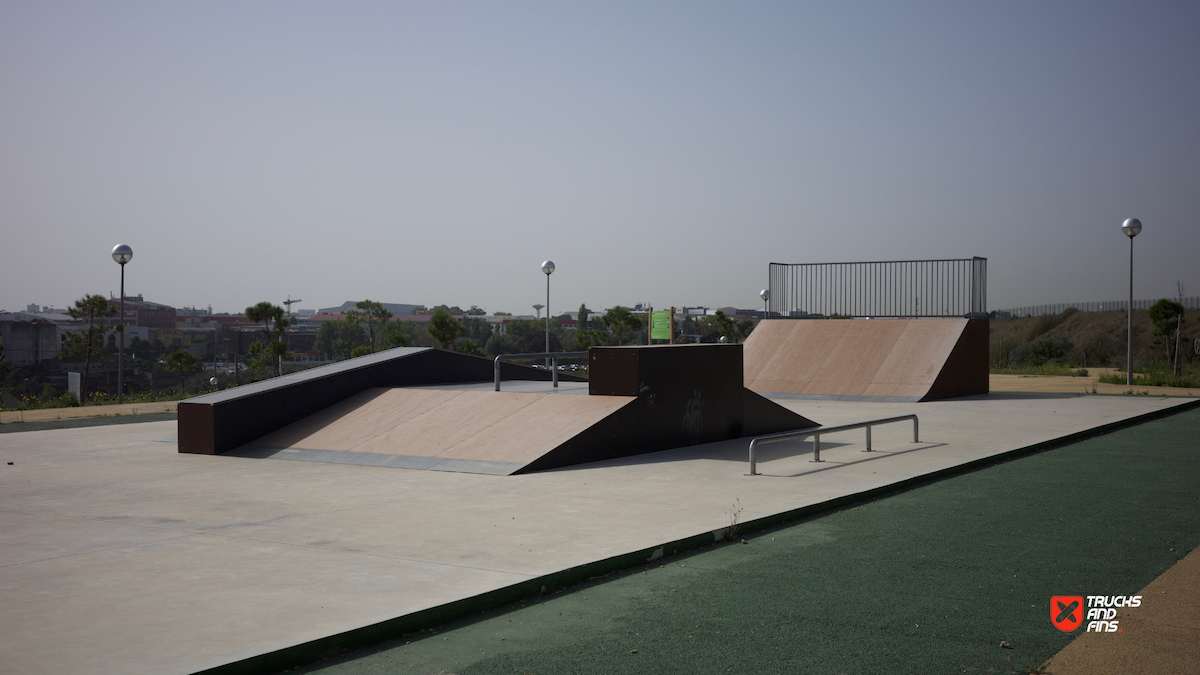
[100,295,177,330]
[0,312,60,367]
[199,314,252,329]
[318,301,421,315]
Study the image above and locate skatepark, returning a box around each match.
[2,311,1198,674]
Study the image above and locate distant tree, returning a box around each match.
[456,338,486,356]
[246,340,291,380]
[65,294,117,400]
[485,333,518,357]
[246,301,286,342]
[464,317,494,345]
[385,330,410,348]
[0,343,12,374]
[578,304,590,328]
[518,320,562,353]
[574,328,607,348]
[314,318,367,360]
[713,310,736,343]
[164,350,199,394]
[601,307,642,345]
[387,319,420,348]
[150,338,168,358]
[346,299,392,353]
[245,301,289,376]
[735,318,756,341]
[1148,298,1185,374]
[426,309,466,350]
[505,320,533,342]
[350,345,373,358]
[1024,338,1068,366]
[465,305,487,316]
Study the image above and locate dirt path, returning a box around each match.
[0,401,177,424]
[990,368,1199,398]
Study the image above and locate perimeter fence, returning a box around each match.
[997,297,1200,318]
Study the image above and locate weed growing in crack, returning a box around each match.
[723,498,743,541]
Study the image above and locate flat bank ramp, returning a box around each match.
[744,318,988,402]
[240,387,634,475]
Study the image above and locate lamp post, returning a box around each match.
[760,289,770,320]
[111,244,133,404]
[541,261,555,354]
[1121,218,1142,386]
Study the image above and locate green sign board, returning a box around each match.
[650,310,672,340]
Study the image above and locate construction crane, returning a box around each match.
[283,296,302,319]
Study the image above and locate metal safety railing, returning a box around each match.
[747,415,919,475]
[768,258,986,318]
[494,351,588,391]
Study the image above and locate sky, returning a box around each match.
[2,1,1197,317]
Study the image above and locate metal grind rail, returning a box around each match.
[494,351,588,391]
[748,415,920,475]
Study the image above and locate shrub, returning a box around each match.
[1024,339,1068,366]
[1098,370,1200,388]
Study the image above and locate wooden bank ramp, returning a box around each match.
[202,344,817,474]
[744,318,988,402]
[232,387,635,475]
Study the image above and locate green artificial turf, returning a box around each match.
[296,406,1200,675]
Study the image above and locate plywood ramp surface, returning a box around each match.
[253,387,633,466]
[744,319,974,400]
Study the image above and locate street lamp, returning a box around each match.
[541,261,555,354]
[111,244,133,404]
[1121,218,1142,386]
[760,289,770,319]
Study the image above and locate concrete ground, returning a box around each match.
[1,386,1196,675]
[302,405,1200,675]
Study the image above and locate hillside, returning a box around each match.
[989,309,1196,369]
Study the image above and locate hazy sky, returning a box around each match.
[3,1,1197,316]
